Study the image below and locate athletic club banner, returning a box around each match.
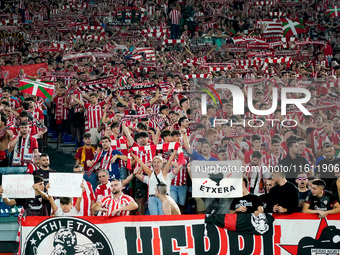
[1,63,47,82]
[19,214,340,255]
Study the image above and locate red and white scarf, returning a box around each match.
[12,135,32,166]
[127,142,185,169]
[87,148,113,176]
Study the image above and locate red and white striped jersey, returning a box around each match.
[169,9,181,25]
[84,101,105,130]
[26,163,39,174]
[132,141,154,170]
[103,67,117,76]
[111,136,128,154]
[73,180,95,216]
[125,120,138,131]
[225,141,241,161]
[111,135,129,167]
[151,103,160,114]
[6,113,16,125]
[29,108,44,122]
[171,158,187,186]
[301,147,315,165]
[268,151,287,166]
[136,102,150,115]
[9,98,20,108]
[317,131,340,150]
[67,87,83,113]
[36,98,44,111]
[98,193,135,216]
[310,128,324,153]
[95,182,111,202]
[24,9,32,21]
[54,96,68,124]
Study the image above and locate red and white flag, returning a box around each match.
[257,19,283,41]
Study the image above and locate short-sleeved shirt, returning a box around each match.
[95,182,111,202]
[109,150,124,179]
[75,146,96,171]
[33,168,56,186]
[84,101,105,129]
[15,196,50,216]
[305,191,338,211]
[53,199,80,216]
[230,193,263,214]
[99,193,135,216]
[190,150,218,161]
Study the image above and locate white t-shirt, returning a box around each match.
[53,199,80,216]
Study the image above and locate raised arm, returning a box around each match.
[130,151,153,176]
[181,129,193,154]
[150,88,160,105]
[0,186,16,206]
[105,93,113,104]
[122,122,135,147]
[115,91,129,107]
[184,46,195,58]
[33,183,49,201]
[206,45,217,57]
[71,95,85,107]
[162,149,178,176]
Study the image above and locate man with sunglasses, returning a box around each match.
[295,173,310,211]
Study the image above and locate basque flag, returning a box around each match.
[19,79,54,99]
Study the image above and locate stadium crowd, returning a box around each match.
[0,0,340,219]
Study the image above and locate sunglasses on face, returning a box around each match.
[298,178,307,180]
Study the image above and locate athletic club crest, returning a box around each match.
[24,217,114,255]
[37,67,46,75]
[251,213,270,234]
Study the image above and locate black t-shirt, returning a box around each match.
[33,168,56,186]
[259,193,270,209]
[305,190,338,211]
[279,155,310,180]
[266,181,299,214]
[15,195,50,216]
[230,193,263,214]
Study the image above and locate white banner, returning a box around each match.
[2,174,35,198]
[191,160,243,198]
[48,173,83,197]
[20,214,340,255]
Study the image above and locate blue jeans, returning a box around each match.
[170,185,187,206]
[84,172,98,190]
[148,196,164,215]
[119,167,127,181]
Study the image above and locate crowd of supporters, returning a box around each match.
[0,0,340,219]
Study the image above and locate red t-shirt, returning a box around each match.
[75,146,96,171]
